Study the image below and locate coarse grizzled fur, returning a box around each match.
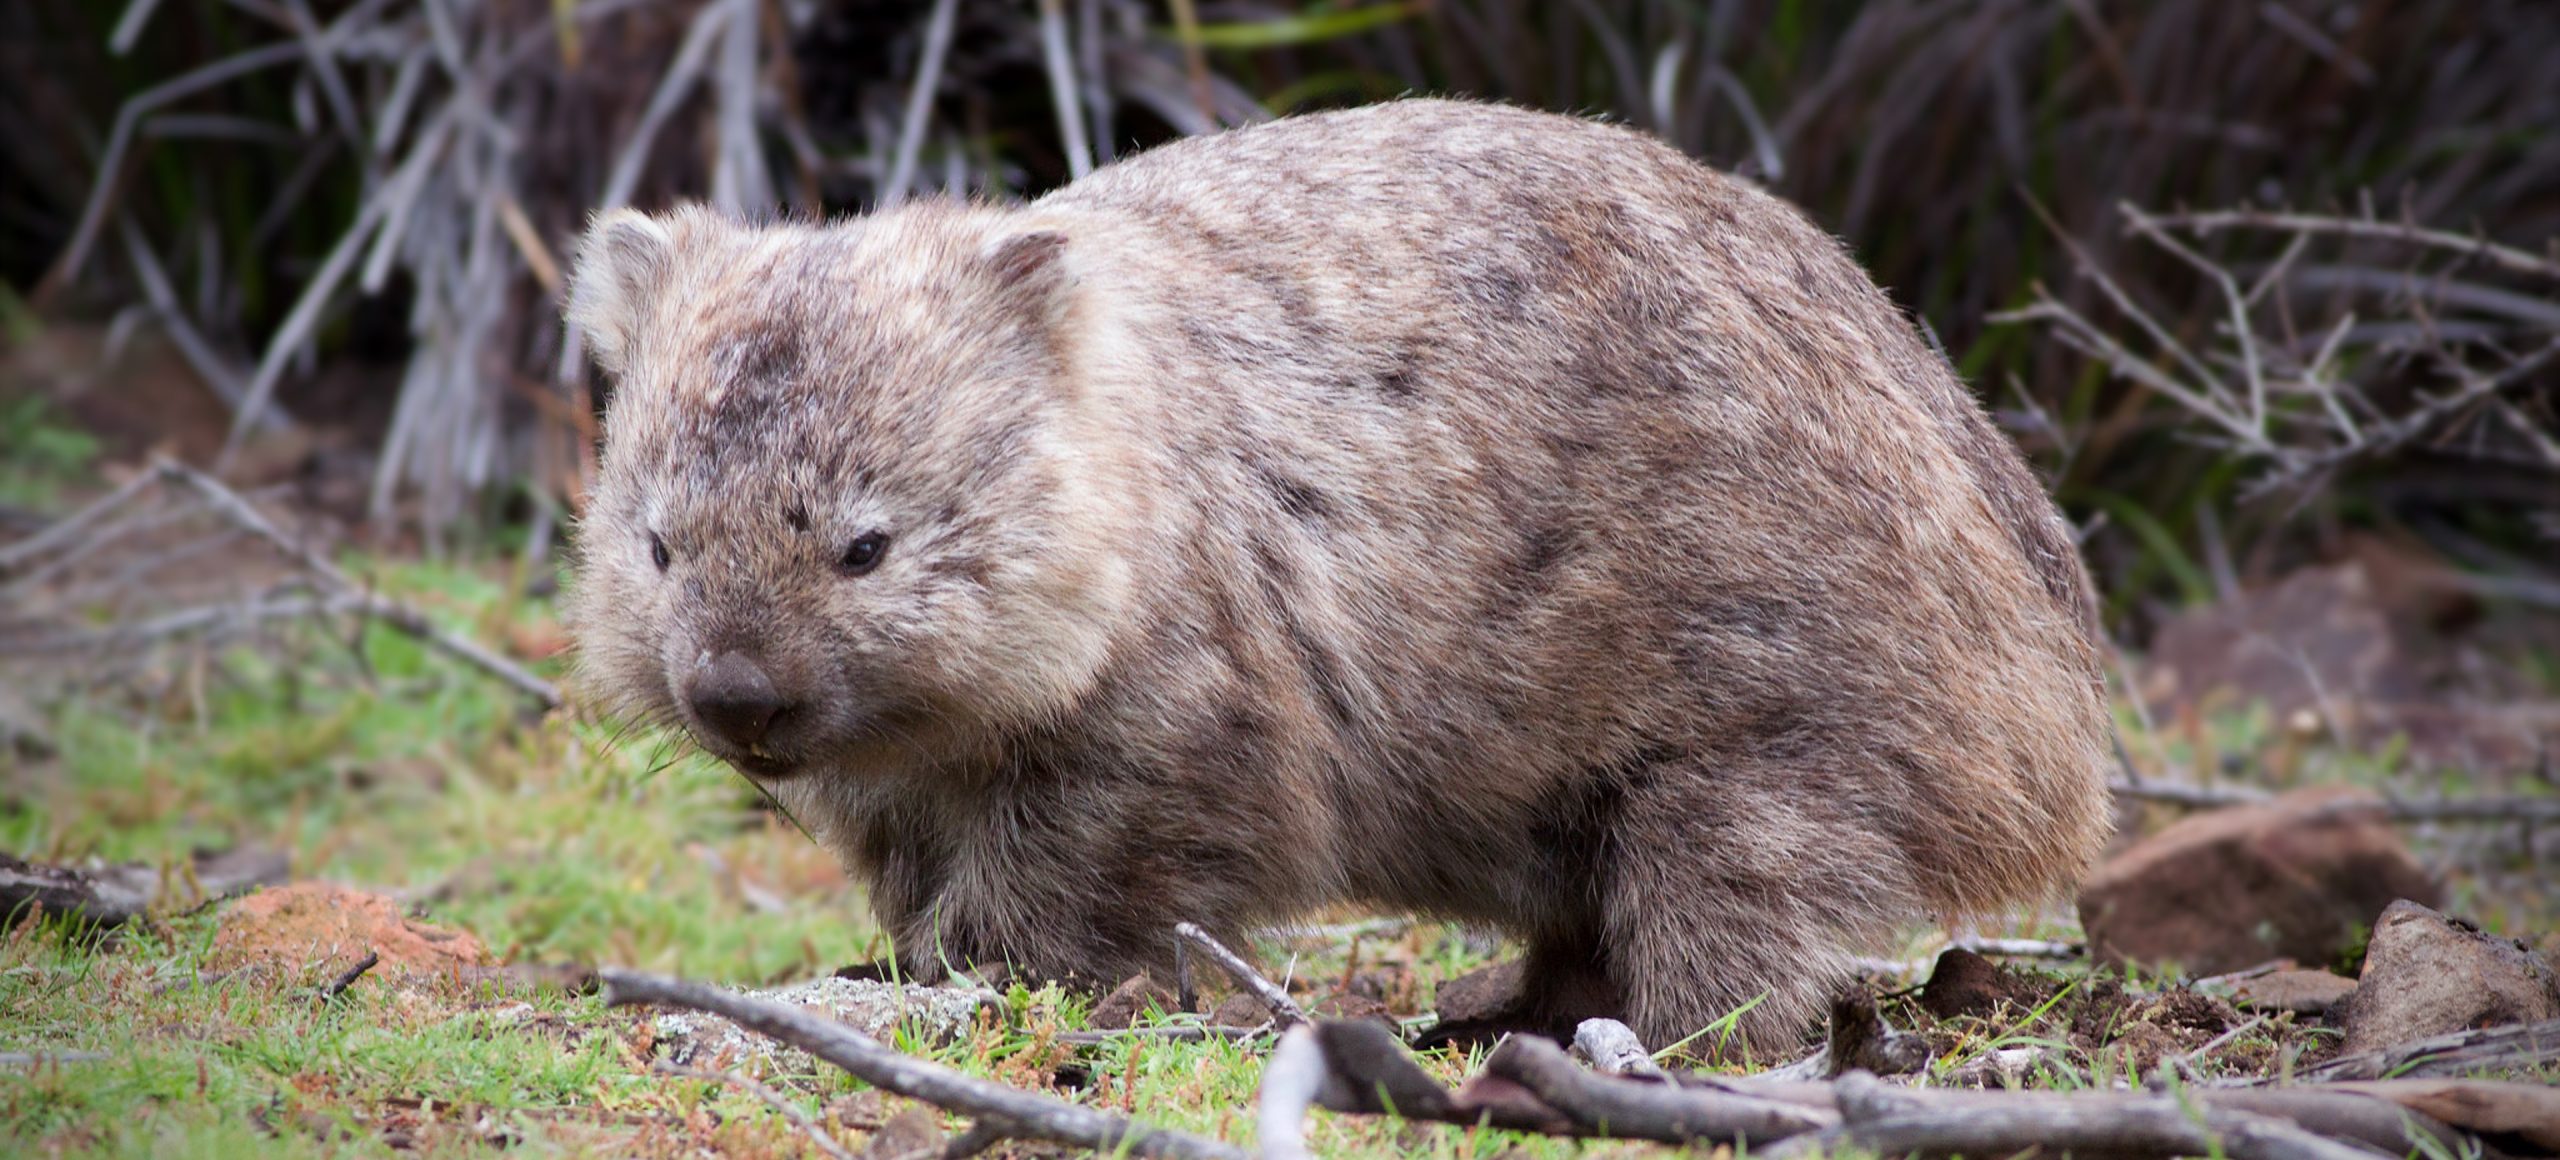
[564,98,2113,1051]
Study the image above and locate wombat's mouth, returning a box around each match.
[728,749,798,779]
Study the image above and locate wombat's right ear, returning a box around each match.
[565,209,675,375]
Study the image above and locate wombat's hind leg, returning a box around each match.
[1603,762,1920,1058]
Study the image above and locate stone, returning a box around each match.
[650,975,1002,1068]
[1432,959,1523,1024]
[2227,968,2360,1015]
[1918,948,2022,1020]
[858,1107,945,1159]
[2078,786,2441,976]
[1088,973,1176,1030]
[1208,992,1270,1028]
[2335,900,2560,1054]
[1310,991,1398,1030]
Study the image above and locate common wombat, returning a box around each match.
[565,99,2111,1049]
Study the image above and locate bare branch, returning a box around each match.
[2150,209,2560,283]
[1763,1070,2380,1160]
[600,969,1243,1160]
[1172,923,1305,1029]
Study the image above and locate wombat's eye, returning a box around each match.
[649,533,671,572]
[838,531,889,576]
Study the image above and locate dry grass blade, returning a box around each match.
[651,1062,857,1160]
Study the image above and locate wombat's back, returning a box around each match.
[1023,101,2112,1040]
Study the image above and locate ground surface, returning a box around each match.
[1,398,2553,1158]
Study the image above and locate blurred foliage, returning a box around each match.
[1,0,2554,633]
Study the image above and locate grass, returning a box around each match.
[0,553,1685,1157]
[3,547,2553,1156]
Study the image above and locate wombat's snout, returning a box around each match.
[684,651,796,761]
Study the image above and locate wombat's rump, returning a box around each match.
[565,99,2112,1050]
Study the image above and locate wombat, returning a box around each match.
[564,99,2111,1050]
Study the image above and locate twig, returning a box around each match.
[599,969,1243,1160]
[318,950,381,1002]
[1172,923,1305,1030]
[1763,1070,2379,1160]
[0,469,161,574]
[1255,1025,1325,1160]
[1486,1034,1836,1146]
[1059,1024,1269,1046]
[2111,777,2560,823]
[881,0,962,208]
[652,1061,857,1160]
[2287,1016,2560,1082]
[2162,1014,2270,1080]
[2148,208,2560,282]
[1034,0,1092,180]
[149,459,562,709]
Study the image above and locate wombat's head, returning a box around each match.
[563,204,1135,780]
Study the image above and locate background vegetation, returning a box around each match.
[2,3,2556,1156]
[4,0,2555,630]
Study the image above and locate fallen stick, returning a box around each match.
[150,458,563,709]
[2285,1016,2560,1082]
[2112,777,2560,823]
[1762,1071,2382,1160]
[599,969,1242,1160]
[653,1061,857,1160]
[318,950,380,1003]
[1173,922,1305,1030]
[1254,1025,1326,1160]
[1060,1024,1270,1046]
[1484,1034,1836,1145]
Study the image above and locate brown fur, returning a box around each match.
[564,99,2113,1050]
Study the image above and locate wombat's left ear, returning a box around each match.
[984,230,1070,317]
[566,209,675,376]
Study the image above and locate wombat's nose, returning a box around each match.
[685,651,789,749]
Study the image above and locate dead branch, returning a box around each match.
[1172,922,1305,1029]
[599,969,1243,1160]
[2111,777,2560,823]
[2147,209,2560,283]
[1763,1070,2382,1160]
[2287,1016,2560,1082]
[0,856,150,927]
[1254,1025,1325,1160]
[150,459,561,709]
[1486,1033,1837,1146]
[651,1061,857,1160]
[1058,1024,1270,1046]
[0,847,286,929]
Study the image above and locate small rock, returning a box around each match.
[1310,991,1398,1030]
[859,1106,944,1159]
[1089,973,1176,1030]
[2228,968,2359,1015]
[2335,900,2560,1054]
[1208,992,1269,1028]
[651,976,1002,1068]
[209,881,488,980]
[2078,785,2441,976]
[1918,948,2020,1020]
[1432,960,1523,1024]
